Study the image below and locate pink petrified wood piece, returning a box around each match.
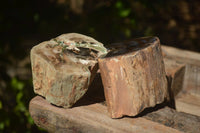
[98,37,168,118]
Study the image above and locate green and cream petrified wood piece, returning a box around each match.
[98,37,168,118]
[31,33,108,108]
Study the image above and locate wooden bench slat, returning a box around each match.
[29,96,182,133]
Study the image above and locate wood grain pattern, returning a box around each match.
[31,33,107,108]
[163,58,185,107]
[99,37,168,118]
[144,107,200,133]
[29,96,182,133]
[175,65,200,116]
[162,46,200,117]
[162,45,200,66]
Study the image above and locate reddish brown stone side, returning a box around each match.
[99,37,168,118]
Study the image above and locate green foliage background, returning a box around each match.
[0,0,200,132]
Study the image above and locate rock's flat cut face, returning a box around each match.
[31,33,107,108]
[106,37,157,57]
[99,37,168,118]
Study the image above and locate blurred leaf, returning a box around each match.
[124,28,131,37]
[0,122,4,130]
[11,78,24,91]
[144,27,154,36]
[119,9,131,17]
[115,1,131,18]
[34,13,40,22]
[27,114,34,125]
[15,91,26,113]
[5,119,10,127]
[131,19,136,26]
[115,1,123,9]
[16,92,23,102]
[15,102,26,113]
[0,101,2,109]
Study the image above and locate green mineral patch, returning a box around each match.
[51,38,108,59]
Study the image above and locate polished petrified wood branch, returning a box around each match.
[31,33,107,108]
[98,37,168,118]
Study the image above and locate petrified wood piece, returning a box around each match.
[31,33,107,108]
[98,37,168,118]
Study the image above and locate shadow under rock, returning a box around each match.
[72,73,106,107]
[73,73,174,119]
[122,99,172,119]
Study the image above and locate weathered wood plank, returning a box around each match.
[162,46,200,117]
[144,107,200,133]
[181,64,200,95]
[99,37,168,118]
[163,58,185,107]
[176,94,200,117]
[175,64,200,116]
[29,96,181,133]
[162,45,200,66]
